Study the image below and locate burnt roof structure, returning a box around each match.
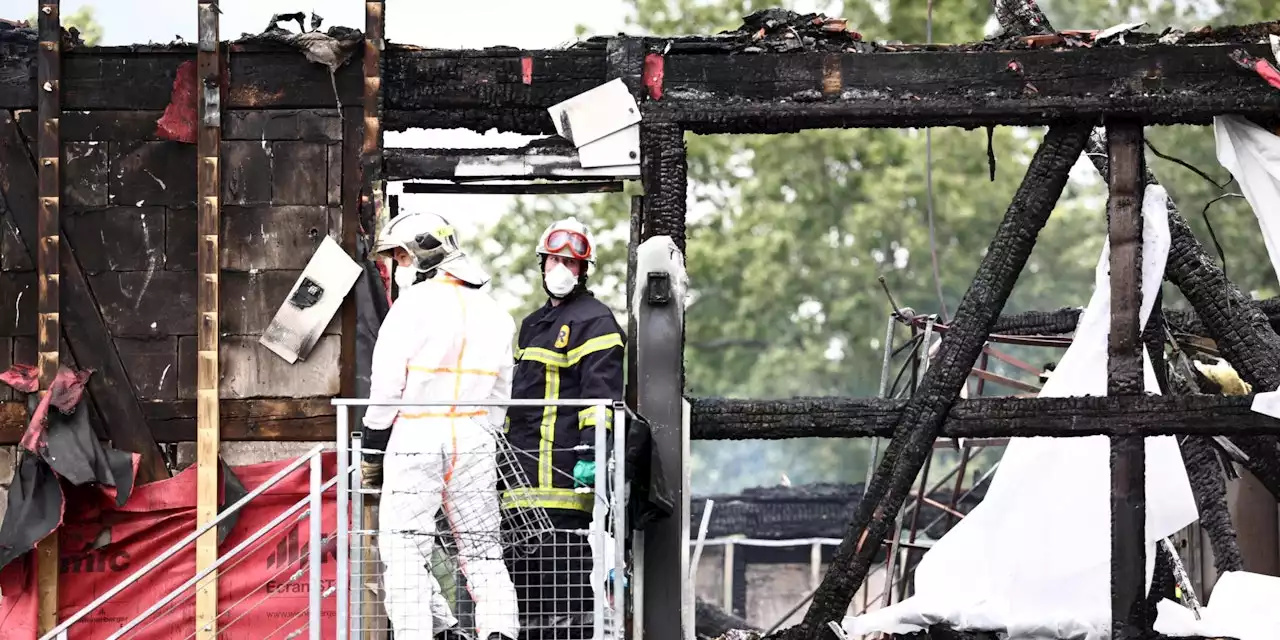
[3,1,1280,639]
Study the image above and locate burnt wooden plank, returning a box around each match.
[223,205,329,270]
[0,399,337,443]
[223,110,342,141]
[0,208,32,271]
[89,271,196,337]
[177,334,342,399]
[0,272,37,337]
[13,337,35,367]
[0,48,363,110]
[221,141,271,205]
[21,110,166,142]
[115,337,179,400]
[270,142,328,205]
[384,49,607,134]
[221,270,341,336]
[166,205,330,271]
[164,207,197,270]
[63,206,167,273]
[326,143,341,206]
[0,337,11,401]
[62,141,108,207]
[108,140,198,207]
[142,397,337,441]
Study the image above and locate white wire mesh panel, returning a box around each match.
[353,432,614,640]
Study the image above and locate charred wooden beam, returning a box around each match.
[1105,119,1148,639]
[991,298,1280,338]
[2,394,1277,443]
[400,181,624,195]
[384,41,1280,134]
[384,141,640,182]
[194,2,222,638]
[361,0,385,248]
[34,1,60,632]
[3,39,1274,131]
[0,44,364,110]
[787,122,1092,640]
[686,394,1280,440]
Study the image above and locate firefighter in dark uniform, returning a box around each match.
[503,217,625,640]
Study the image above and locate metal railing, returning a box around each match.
[43,444,336,640]
[334,398,628,640]
[39,398,626,640]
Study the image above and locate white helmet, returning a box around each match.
[536,217,596,265]
[372,212,490,287]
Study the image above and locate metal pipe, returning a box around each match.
[336,407,350,640]
[611,403,627,640]
[42,445,326,640]
[593,403,608,640]
[110,474,343,640]
[309,453,323,639]
[351,432,366,640]
[332,398,616,407]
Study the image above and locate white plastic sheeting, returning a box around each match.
[843,185,1198,640]
[1154,571,1280,639]
[1213,116,1280,420]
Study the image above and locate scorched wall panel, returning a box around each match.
[8,108,345,403]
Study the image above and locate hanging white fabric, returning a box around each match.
[1211,116,1280,419]
[1152,115,1280,638]
[843,185,1197,640]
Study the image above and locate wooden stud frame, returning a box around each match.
[35,0,61,634]
[195,0,222,637]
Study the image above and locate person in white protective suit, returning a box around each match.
[362,212,519,640]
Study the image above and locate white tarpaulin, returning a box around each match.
[844,185,1198,640]
[1213,115,1280,420]
[1154,571,1280,639]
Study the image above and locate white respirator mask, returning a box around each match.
[544,263,578,297]
[394,266,421,291]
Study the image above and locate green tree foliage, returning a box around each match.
[27,6,104,46]
[476,0,1278,495]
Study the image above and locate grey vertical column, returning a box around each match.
[637,122,688,640]
[1105,120,1148,640]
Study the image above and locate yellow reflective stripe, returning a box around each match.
[519,332,623,369]
[538,367,560,487]
[400,410,487,419]
[501,487,593,512]
[577,406,613,430]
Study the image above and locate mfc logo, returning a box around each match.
[61,549,131,574]
[265,525,337,570]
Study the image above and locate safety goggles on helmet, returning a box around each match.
[543,229,592,260]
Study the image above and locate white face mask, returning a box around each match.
[544,262,578,297]
[393,266,420,290]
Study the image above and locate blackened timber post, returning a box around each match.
[637,122,689,640]
[1105,120,1149,639]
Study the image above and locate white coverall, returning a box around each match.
[365,276,520,640]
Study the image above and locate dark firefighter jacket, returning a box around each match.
[504,291,624,513]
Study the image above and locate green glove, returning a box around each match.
[573,460,597,487]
